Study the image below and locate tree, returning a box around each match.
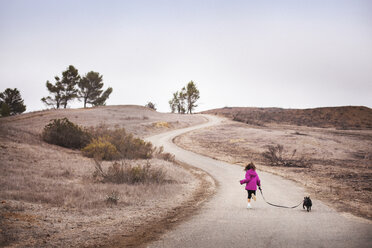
[168,92,178,113]
[169,91,186,114]
[78,71,113,108]
[41,77,64,108]
[0,103,10,117]
[169,81,199,114]
[185,81,200,114]
[0,88,26,116]
[41,65,80,109]
[179,88,187,114]
[145,102,156,110]
[61,65,80,108]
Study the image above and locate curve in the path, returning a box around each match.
[146,115,371,248]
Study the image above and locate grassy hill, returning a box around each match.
[202,106,372,129]
[0,105,208,247]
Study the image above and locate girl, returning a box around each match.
[240,162,261,209]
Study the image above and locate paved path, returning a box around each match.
[146,115,371,248]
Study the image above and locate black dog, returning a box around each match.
[303,196,312,212]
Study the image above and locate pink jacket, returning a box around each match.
[240,169,261,191]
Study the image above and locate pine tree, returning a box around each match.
[185,81,200,114]
[41,77,64,108]
[168,81,199,114]
[179,88,187,114]
[78,71,112,107]
[61,65,80,108]
[0,88,26,116]
[169,91,186,114]
[168,92,178,113]
[41,65,80,109]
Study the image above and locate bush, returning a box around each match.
[94,160,166,184]
[105,190,119,205]
[262,144,311,168]
[86,126,154,160]
[82,137,119,160]
[0,103,10,117]
[42,118,91,149]
[145,101,156,110]
[154,146,175,162]
[42,120,169,161]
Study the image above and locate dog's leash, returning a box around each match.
[259,188,303,209]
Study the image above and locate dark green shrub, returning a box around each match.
[42,118,91,149]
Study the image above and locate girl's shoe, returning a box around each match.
[247,203,252,209]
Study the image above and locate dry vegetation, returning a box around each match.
[0,105,210,247]
[176,108,372,220]
[203,106,372,130]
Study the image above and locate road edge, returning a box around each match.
[100,160,217,248]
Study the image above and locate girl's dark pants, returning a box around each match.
[247,190,256,199]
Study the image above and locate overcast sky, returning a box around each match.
[0,0,371,113]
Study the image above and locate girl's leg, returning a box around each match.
[252,191,256,201]
[247,191,252,208]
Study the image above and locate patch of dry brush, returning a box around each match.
[262,144,312,168]
[93,160,167,185]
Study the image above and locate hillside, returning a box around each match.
[1,105,206,140]
[202,106,372,130]
[0,105,209,247]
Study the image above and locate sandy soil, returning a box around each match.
[0,105,211,247]
[174,117,372,220]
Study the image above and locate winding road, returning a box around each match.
[146,115,371,248]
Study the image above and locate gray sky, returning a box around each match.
[1,0,371,113]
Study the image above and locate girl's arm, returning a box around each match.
[240,178,249,184]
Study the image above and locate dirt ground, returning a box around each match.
[0,106,213,247]
[174,118,372,220]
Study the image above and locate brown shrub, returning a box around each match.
[82,137,119,160]
[93,160,166,184]
[86,125,154,160]
[153,146,175,162]
[105,190,119,205]
[262,144,312,168]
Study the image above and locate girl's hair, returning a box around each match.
[244,162,256,171]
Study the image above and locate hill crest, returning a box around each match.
[202,106,372,129]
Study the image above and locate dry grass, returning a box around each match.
[93,160,168,184]
[1,105,206,140]
[0,105,207,247]
[174,119,372,220]
[203,106,372,130]
[0,139,198,247]
[0,141,182,210]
